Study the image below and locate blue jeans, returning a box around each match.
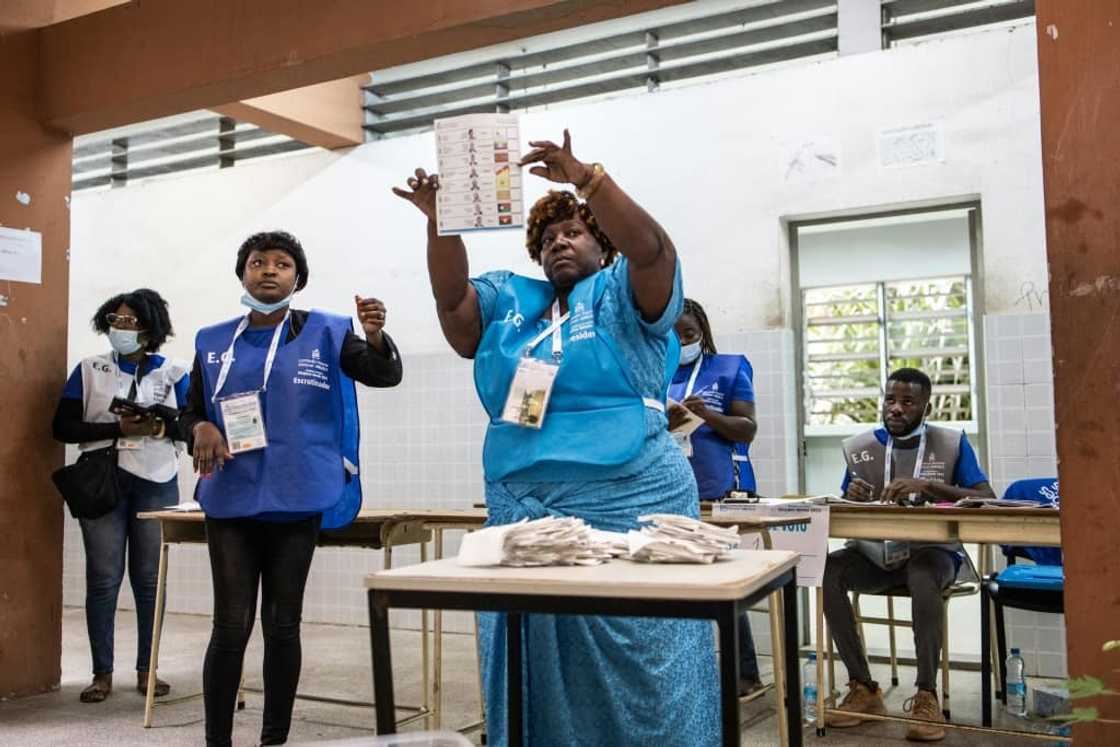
[79,468,179,674]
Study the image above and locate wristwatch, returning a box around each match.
[577,162,606,199]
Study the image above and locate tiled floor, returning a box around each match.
[0,608,1062,746]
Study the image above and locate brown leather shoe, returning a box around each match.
[904,689,947,741]
[826,680,887,727]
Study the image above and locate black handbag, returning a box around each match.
[51,446,122,520]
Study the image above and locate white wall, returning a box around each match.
[64,22,1060,672]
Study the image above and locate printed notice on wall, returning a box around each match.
[434,114,523,236]
[0,226,42,284]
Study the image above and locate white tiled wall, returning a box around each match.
[983,312,1066,678]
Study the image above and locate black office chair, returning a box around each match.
[980,479,1063,727]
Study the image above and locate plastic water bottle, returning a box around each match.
[803,652,818,724]
[1006,647,1028,717]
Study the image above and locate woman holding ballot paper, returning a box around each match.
[668,297,762,695]
[179,231,402,747]
[393,129,719,746]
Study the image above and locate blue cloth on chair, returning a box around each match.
[996,564,1064,592]
[1001,478,1062,566]
[477,442,721,747]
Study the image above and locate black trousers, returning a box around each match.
[203,515,321,747]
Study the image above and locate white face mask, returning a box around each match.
[109,328,143,356]
[679,341,702,366]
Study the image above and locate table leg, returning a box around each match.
[981,579,992,728]
[784,574,803,747]
[369,590,396,735]
[506,612,524,747]
[815,585,825,737]
[768,590,789,747]
[433,528,443,730]
[717,602,742,747]
[143,539,170,728]
[420,539,430,726]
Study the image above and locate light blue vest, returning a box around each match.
[194,310,361,528]
[474,272,675,482]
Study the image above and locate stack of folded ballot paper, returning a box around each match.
[458,516,626,567]
[627,514,742,564]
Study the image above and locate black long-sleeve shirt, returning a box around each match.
[179,309,402,452]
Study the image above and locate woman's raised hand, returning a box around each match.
[391,168,440,220]
[519,129,593,187]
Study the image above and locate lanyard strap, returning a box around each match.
[884,424,927,498]
[114,352,143,401]
[683,356,703,398]
[524,300,569,360]
[212,311,289,402]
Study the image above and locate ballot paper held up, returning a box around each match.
[434,114,524,236]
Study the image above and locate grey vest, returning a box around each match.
[841,425,976,579]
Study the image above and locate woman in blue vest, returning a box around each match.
[393,130,719,746]
[668,297,762,695]
[52,288,189,703]
[179,231,402,747]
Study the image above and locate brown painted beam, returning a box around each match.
[40,0,686,135]
[1035,1,1120,741]
[212,75,368,150]
[0,29,72,698]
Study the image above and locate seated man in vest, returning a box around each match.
[823,368,995,742]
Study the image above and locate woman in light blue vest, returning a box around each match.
[393,130,719,746]
[180,231,403,747]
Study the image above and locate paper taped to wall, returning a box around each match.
[0,226,42,284]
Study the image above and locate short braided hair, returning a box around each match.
[524,190,617,266]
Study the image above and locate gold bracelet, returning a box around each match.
[577,162,606,200]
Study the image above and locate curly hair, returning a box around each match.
[681,297,718,355]
[91,288,174,352]
[524,190,618,266]
[235,230,309,291]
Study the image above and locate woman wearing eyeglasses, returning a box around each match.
[51,288,190,703]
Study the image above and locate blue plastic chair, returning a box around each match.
[980,478,1063,725]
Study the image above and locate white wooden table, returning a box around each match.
[365,549,803,747]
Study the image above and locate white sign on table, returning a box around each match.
[714,501,830,587]
[434,113,524,236]
[0,226,42,284]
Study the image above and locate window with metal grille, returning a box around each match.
[803,275,973,425]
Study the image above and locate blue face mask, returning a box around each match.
[108,328,143,355]
[678,341,702,366]
[241,283,296,314]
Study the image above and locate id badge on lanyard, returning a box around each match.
[211,312,288,454]
[672,357,703,456]
[501,300,568,430]
[116,355,145,450]
[884,425,927,503]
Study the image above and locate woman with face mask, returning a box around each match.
[394,131,720,746]
[668,297,762,695]
[52,288,190,704]
[178,231,402,747]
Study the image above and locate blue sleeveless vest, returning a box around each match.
[194,310,361,528]
[669,353,757,498]
[474,272,674,482]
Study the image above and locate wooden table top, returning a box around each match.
[365,549,799,601]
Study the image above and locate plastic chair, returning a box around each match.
[980,478,1063,724]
